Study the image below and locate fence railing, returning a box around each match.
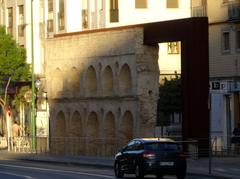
[0,136,239,158]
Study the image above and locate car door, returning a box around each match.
[127,141,143,172]
[120,140,135,172]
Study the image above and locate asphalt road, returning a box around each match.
[0,160,219,179]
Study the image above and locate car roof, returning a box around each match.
[133,138,176,143]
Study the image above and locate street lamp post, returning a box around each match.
[31,0,36,152]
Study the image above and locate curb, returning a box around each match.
[18,157,114,169]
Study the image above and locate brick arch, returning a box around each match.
[119,110,133,146]
[52,68,63,97]
[69,111,84,155]
[102,65,113,96]
[85,65,97,96]
[119,64,132,95]
[68,67,80,95]
[104,111,116,156]
[52,111,66,155]
[86,111,99,156]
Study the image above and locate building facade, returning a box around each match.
[45,27,159,156]
[4,0,237,155]
[207,0,240,150]
[0,0,193,155]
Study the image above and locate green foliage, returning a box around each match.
[157,75,182,126]
[13,86,31,110]
[0,26,31,81]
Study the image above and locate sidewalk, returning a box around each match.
[0,150,240,179]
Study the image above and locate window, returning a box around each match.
[47,19,53,32]
[110,0,119,22]
[18,5,24,37]
[7,8,13,35]
[167,42,180,54]
[166,0,179,8]
[236,30,240,52]
[145,142,179,151]
[82,0,88,29]
[58,0,65,31]
[48,0,53,12]
[99,0,103,10]
[47,0,53,33]
[135,0,147,8]
[126,140,135,150]
[222,31,230,53]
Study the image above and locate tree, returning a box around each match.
[157,75,182,135]
[0,26,31,136]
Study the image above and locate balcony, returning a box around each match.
[192,6,207,17]
[228,3,240,22]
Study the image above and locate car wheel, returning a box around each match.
[156,173,164,179]
[176,171,186,179]
[135,164,144,178]
[114,162,124,178]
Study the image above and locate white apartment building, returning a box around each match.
[207,0,240,151]
[0,0,193,75]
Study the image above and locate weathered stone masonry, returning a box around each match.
[45,27,159,156]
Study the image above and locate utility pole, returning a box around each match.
[31,0,36,152]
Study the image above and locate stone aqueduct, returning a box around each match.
[49,63,148,156]
[46,26,159,156]
[45,18,209,156]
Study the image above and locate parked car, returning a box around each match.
[114,138,186,179]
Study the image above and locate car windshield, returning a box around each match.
[144,142,179,151]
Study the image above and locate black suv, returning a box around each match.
[114,138,186,179]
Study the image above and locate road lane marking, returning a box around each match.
[0,163,114,178]
[0,171,34,179]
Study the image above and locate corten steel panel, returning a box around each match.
[144,17,209,153]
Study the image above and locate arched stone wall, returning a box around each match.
[102,66,113,96]
[86,112,99,156]
[68,67,80,95]
[52,68,63,97]
[85,66,97,96]
[104,111,116,156]
[119,64,132,95]
[69,111,84,155]
[119,110,133,146]
[52,111,66,154]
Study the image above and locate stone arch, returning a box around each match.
[68,67,80,95]
[69,111,84,155]
[52,111,66,155]
[85,66,97,96]
[102,66,113,96]
[119,64,132,95]
[120,110,133,146]
[52,68,63,97]
[86,112,99,156]
[104,111,116,156]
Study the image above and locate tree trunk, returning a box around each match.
[0,77,11,136]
